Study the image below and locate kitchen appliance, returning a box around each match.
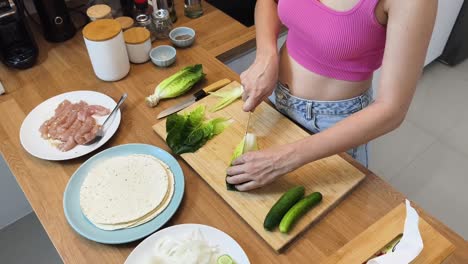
[439,1,468,66]
[0,0,38,69]
[32,0,76,42]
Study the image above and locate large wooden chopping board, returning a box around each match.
[153,81,366,251]
[322,202,455,263]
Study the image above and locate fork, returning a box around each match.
[85,93,127,145]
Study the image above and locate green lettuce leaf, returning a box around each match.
[209,85,243,112]
[165,105,231,155]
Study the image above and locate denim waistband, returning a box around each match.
[276,81,373,115]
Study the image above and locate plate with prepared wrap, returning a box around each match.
[63,144,185,244]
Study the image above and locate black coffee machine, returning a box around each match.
[33,0,76,42]
[0,0,38,69]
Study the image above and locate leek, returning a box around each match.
[227,133,258,191]
[146,64,205,107]
[209,85,243,112]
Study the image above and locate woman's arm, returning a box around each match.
[241,0,282,111]
[255,0,281,56]
[227,0,437,191]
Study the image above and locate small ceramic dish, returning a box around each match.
[169,27,195,48]
[150,45,176,67]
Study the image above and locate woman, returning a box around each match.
[227,0,437,191]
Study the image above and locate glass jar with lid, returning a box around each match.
[135,14,157,42]
[151,9,173,40]
[184,0,203,18]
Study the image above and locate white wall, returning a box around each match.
[425,0,464,65]
[0,155,32,230]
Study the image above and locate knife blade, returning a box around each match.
[157,78,231,119]
[242,84,254,150]
[243,111,252,148]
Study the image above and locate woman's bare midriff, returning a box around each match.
[278,45,372,101]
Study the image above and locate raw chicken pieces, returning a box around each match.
[39,100,110,151]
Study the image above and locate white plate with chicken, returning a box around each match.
[20,90,121,160]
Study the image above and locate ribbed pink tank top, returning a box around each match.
[278,0,386,81]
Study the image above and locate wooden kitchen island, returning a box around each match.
[0,1,467,263]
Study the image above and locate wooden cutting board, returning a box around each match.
[153,81,366,252]
[322,202,455,264]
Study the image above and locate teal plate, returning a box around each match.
[63,143,185,244]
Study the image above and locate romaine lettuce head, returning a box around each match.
[146,64,206,107]
[226,133,258,191]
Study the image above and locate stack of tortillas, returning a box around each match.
[79,154,175,230]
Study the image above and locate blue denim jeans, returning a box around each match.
[269,82,372,167]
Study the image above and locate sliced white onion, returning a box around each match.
[150,229,219,264]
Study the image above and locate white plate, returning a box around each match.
[125,224,250,264]
[20,90,121,160]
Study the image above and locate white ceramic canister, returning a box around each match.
[124,27,151,63]
[115,16,134,31]
[86,4,113,21]
[83,19,130,81]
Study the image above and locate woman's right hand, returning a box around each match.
[240,52,279,112]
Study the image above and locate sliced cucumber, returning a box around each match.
[279,192,323,233]
[217,254,234,264]
[264,186,305,231]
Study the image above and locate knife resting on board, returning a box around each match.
[157,78,231,119]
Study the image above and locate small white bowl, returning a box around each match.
[169,27,195,48]
[150,45,176,67]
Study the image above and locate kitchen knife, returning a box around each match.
[242,84,254,150]
[243,111,252,149]
[156,78,231,119]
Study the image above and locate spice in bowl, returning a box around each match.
[174,34,192,41]
[169,27,195,48]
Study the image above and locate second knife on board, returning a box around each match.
[156,78,231,119]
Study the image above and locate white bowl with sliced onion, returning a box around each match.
[125,224,250,264]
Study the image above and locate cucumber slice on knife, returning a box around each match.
[279,192,323,234]
[263,186,305,231]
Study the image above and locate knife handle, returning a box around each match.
[202,78,231,93]
[193,78,231,101]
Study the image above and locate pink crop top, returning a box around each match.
[278,0,387,81]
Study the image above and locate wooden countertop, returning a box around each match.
[0,1,466,263]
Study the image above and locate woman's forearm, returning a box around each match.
[288,102,405,168]
[254,0,281,57]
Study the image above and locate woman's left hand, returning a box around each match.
[226,145,298,191]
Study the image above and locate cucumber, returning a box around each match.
[264,186,305,231]
[279,192,322,234]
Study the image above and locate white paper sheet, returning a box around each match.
[367,199,424,264]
